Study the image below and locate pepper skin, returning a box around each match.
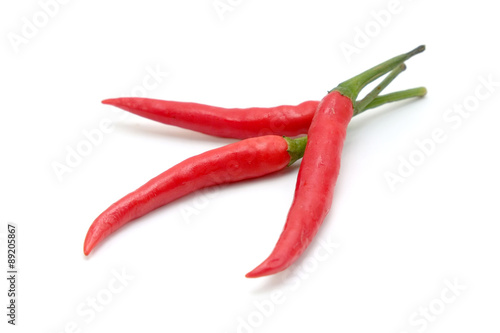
[84,135,294,255]
[102,98,317,139]
[246,91,352,277]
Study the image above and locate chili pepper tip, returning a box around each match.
[101,99,115,105]
[83,243,91,256]
[83,232,98,256]
[245,262,280,278]
[245,255,289,278]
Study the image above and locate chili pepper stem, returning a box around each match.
[362,87,427,111]
[334,45,425,101]
[283,84,428,163]
[354,63,406,115]
[284,136,307,166]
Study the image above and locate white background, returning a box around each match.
[1,0,499,332]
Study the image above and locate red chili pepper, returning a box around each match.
[83,135,305,255]
[102,98,316,139]
[102,88,426,139]
[245,91,352,277]
[246,46,425,278]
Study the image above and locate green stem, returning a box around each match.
[334,45,425,101]
[286,85,427,165]
[284,136,307,166]
[353,63,406,116]
[362,87,427,112]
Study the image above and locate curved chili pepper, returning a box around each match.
[245,91,352,277]
[246,46,425,278]
[102,89,426,139]
[102,98,316,139]
[83,135,305,255]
